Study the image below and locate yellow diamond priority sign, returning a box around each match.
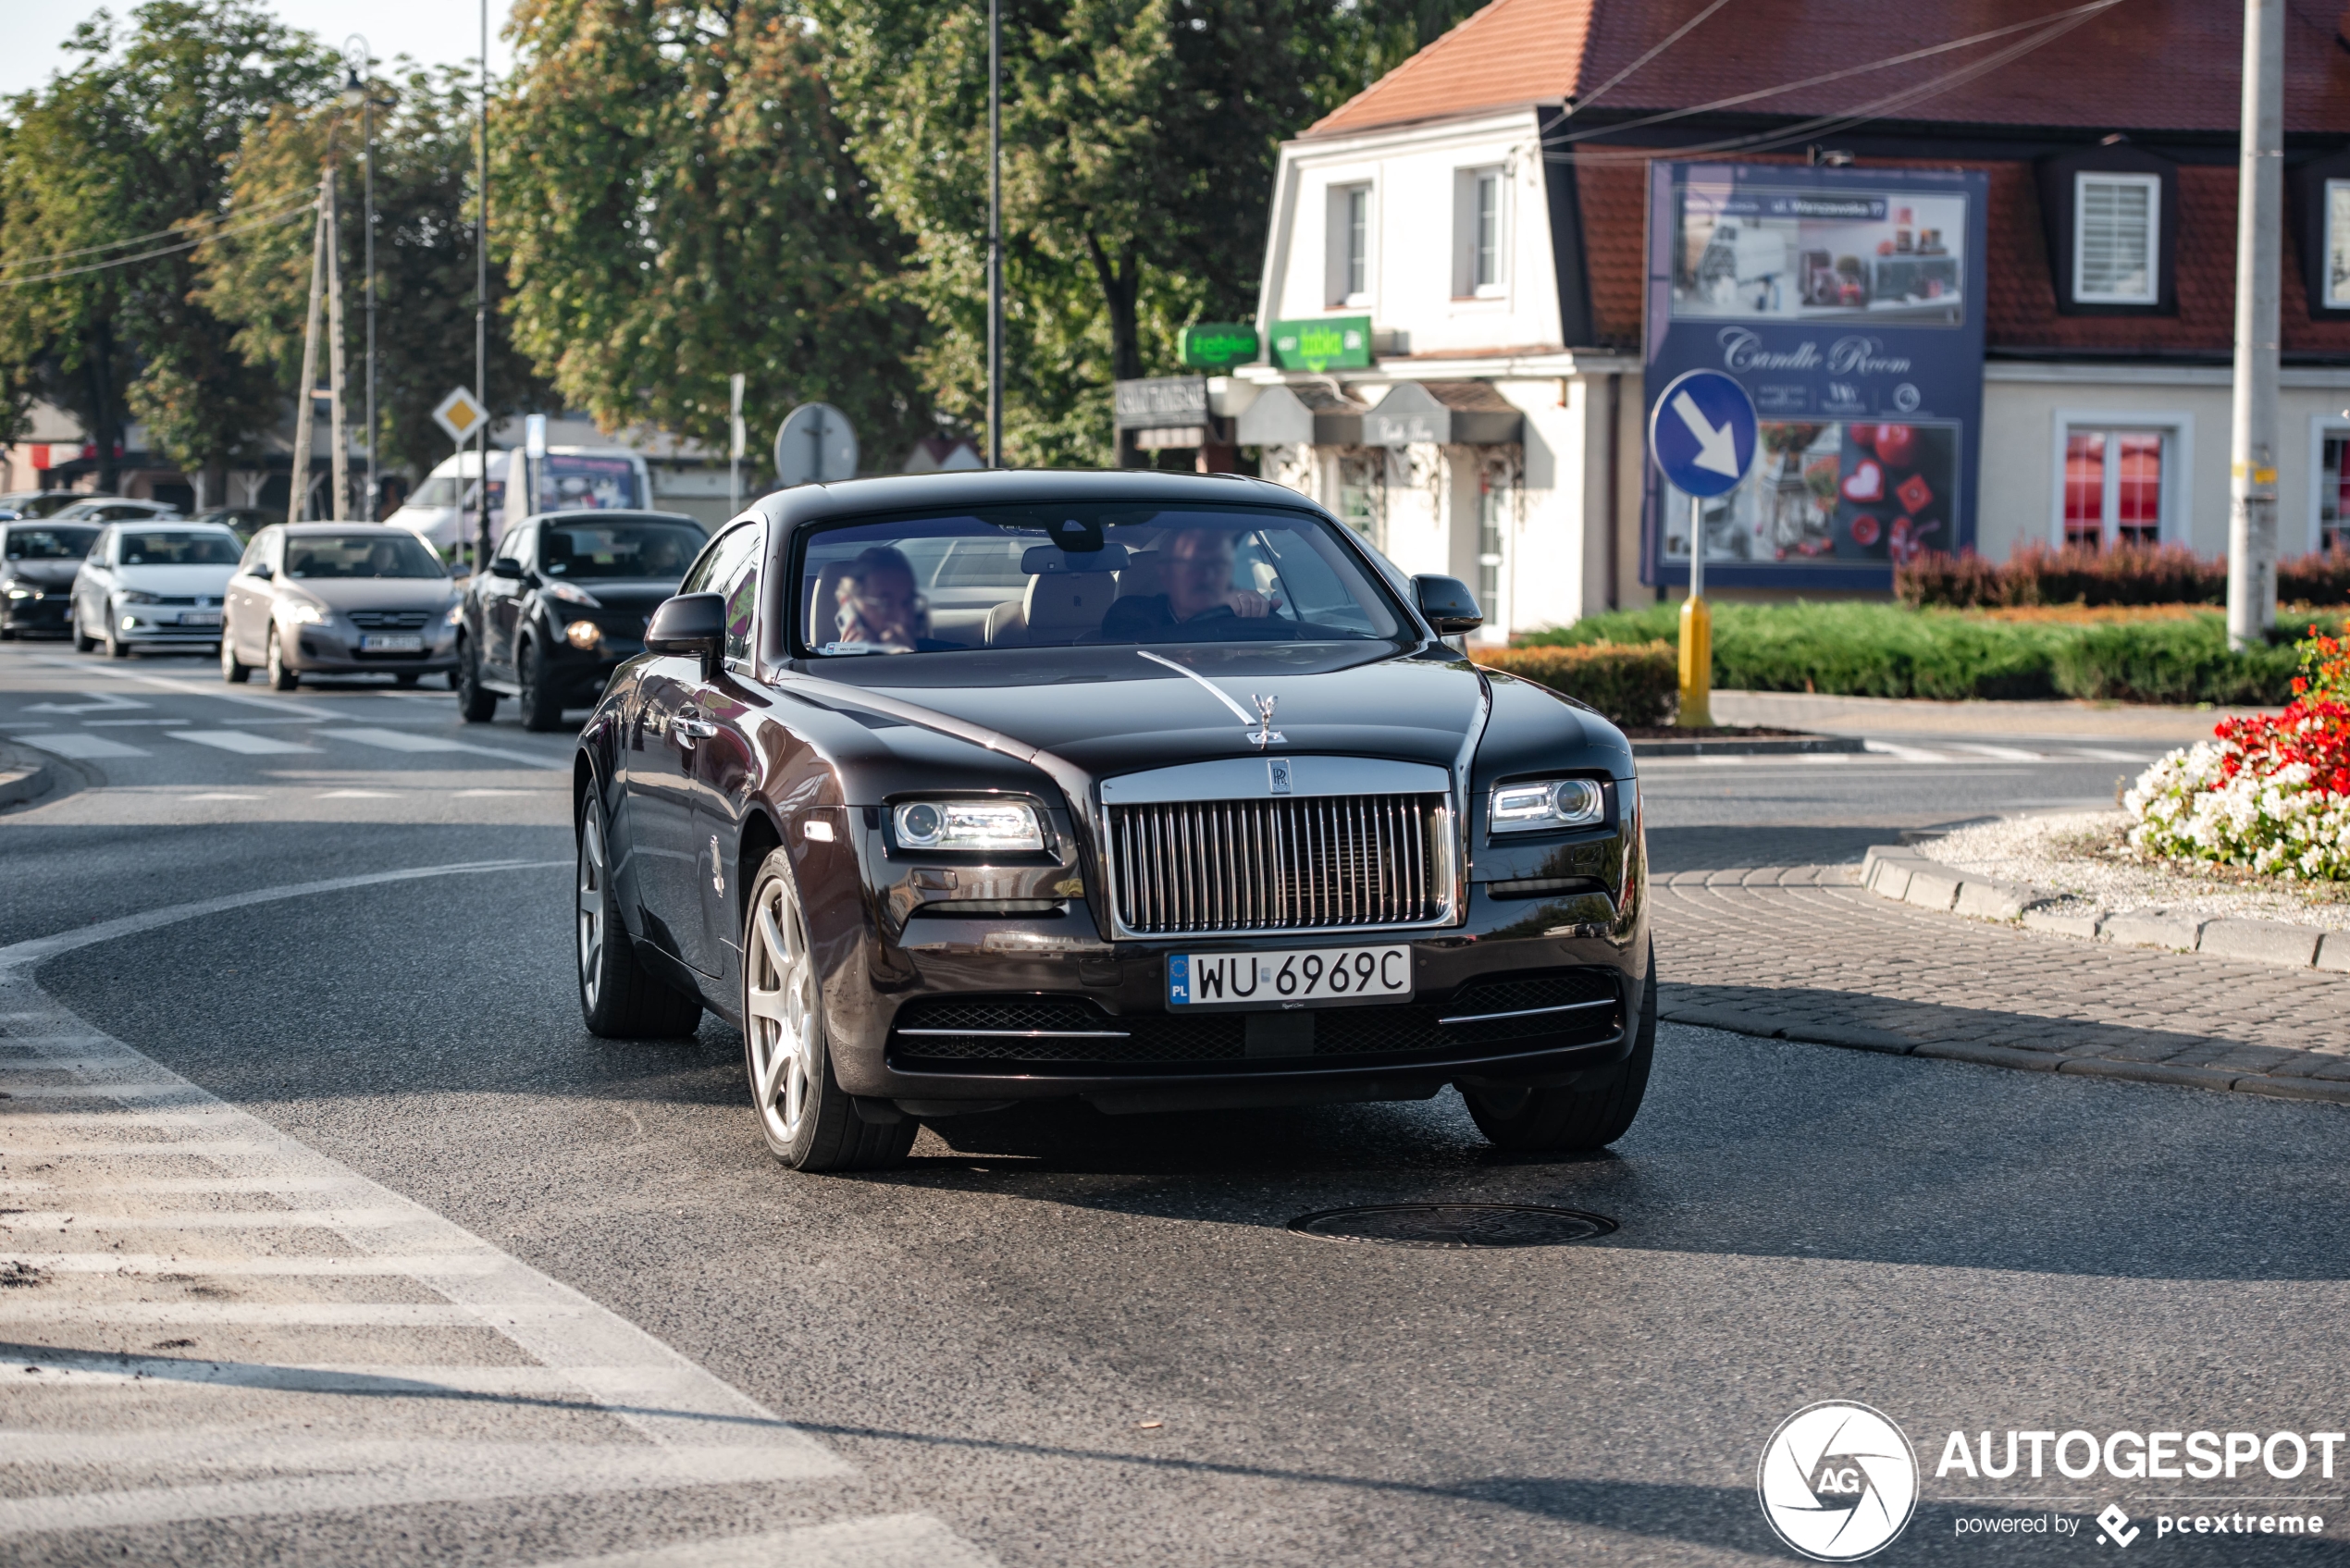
[432,387,488,445]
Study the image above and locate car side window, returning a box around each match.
[723,550,758,667]
[495,526,528,567]
[679,522,753,597]
[239,533,269,575]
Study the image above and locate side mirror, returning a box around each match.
[488,558,524,579]
[646,591,724,673]
[251,562,273,581]
[1414,574,1484,637]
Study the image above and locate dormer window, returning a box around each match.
[2073,172,2158,305]
[2326,179,2350,312]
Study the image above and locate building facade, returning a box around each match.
[1234,0,2350,636]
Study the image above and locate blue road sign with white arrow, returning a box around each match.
[1647,369,1758,499]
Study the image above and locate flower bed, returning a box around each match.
[2125,627,2350,880]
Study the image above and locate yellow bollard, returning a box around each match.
[1677,593,1713,729]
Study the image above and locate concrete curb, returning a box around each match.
[1659,1004,2350,1105]
[1860,841,2350,975]
[1631,734,1867,759]
[0,741,57,812]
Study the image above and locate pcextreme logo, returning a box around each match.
[1758,1401,1921,1562]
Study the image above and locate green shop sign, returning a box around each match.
[1179,323,1260,368]
[1268,315,1372,373]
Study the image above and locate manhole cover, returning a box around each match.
[1287,1203,1617,1249]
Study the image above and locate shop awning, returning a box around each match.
[1233,383,1367,446]
[1361,381,1523,447]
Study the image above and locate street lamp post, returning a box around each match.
[342,37,377,521]
[475,0,489,574]
[986,0,1001,469]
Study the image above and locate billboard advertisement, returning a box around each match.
[1640,163,1989,589]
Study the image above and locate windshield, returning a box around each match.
[5,525,98,560]
[119,532,241,566]
[284,532,445,579]
[795,504,1405,657]
[543,518,706,580]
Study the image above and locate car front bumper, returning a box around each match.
[0,593,70,633]
[803,815,1649,1117]
[292,627,459,673]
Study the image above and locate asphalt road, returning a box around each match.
[5,641,2344,1567]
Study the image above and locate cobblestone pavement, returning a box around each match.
[1654,866,2350,1105]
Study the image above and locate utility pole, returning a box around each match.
[325,175,351,521]
[2227,0,2282,649]
[474,0,490,572]
[344,37,377,520]
[289,173,330,523]
[729,373,746,513]
[986,0,1002,468]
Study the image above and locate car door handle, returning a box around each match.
[674,715,719,742]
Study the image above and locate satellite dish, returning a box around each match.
[773,402,860,487]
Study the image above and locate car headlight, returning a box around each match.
[564,618,603,650]
[118,588,160,605]
[4,582,31,599]
[893,798,1045,853]
[279,599,328,625]
[1489,777,1609,833]
[545,580,601,607]
[444,602,464,625]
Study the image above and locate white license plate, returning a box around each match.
[1169,945,1411,1008]
[176,611,221,627]
[360,634,424,651]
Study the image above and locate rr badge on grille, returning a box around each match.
[1267,758,1293,795]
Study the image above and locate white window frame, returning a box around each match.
[2325,179,2350,313]
[2047,408,2194,549]
[2307,413,2350,553]
[1326,181,1373,309]
[1453,166,1507,301]
[2072,171,2160,306]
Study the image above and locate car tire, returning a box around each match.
[518,639,564,732]
[265,624,298,690]
[455,635,497,722]
[219,625,251,684]
[71,608,96,653]
[743,847,915,1173]
[103,612,129,660]
[575,793,703,1040]
[1462,943,1657,1153]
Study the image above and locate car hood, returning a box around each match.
[5,561,81,588]
[792,642,1518,784]
[109,564,237,595]
[286,577,460,612]
[552,579,680,611]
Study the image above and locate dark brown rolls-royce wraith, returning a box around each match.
[573,470,1651,1171]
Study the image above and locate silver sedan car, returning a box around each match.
[221,524,463,689]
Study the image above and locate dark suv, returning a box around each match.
[456,509,708,730]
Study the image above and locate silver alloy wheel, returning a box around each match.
[576,809,608,1010]
[746,872,819,1147]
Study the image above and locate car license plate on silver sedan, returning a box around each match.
[360,634,424,651]
[1169,945,1411,1008]
[176,611,221,627]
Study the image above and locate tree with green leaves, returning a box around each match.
[0,2,336,500]
[494,0,931,472]
[820,0,1484,467]
[198,63,551,497]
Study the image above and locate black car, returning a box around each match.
[456,509,709,730]
[572,471,1651,1173]
[0,520,102,638]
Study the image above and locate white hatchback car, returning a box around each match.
[69,522,242,658]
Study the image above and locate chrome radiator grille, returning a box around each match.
[1107,793,1449,935]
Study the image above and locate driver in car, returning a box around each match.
[1099,525,1279,641]
[832,546,957,652]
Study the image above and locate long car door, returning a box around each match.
[689,526,768,985]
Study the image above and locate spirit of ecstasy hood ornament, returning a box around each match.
[1249,694,1285,750]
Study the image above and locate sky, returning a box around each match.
[0,0,518,99]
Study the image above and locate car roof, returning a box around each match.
[526,509,704,526]
[755,468,1318,531]
[278,522,417,535]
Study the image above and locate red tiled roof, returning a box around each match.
[1311,0,2350,138]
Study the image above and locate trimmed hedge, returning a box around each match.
[1473,640,1677,728]
[1899,541,2350,609]
[1518,602,2301,706]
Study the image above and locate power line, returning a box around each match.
[0,201,318,288]
[0,192,317,275]
[1542,0,2132,158]
[1561,0,1734,122]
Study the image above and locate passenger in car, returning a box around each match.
[832,545,959,652]
[1098,526,1279,641]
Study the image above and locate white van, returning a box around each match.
[388,446,654,556]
